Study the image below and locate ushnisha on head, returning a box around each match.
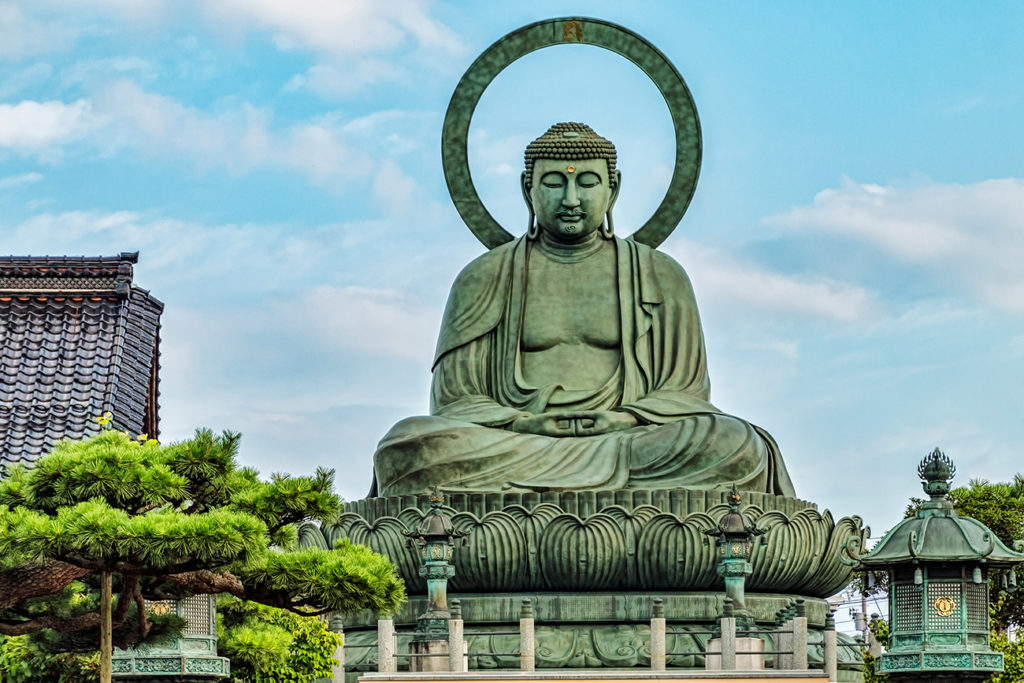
[522,122,621,242]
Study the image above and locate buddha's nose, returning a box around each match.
[562,182,580,207]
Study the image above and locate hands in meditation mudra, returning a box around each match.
[371,123,794,498]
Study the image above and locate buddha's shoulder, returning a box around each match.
[623,238,693,280]
[450,238,518,289]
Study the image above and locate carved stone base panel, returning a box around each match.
[111,654,230,681]
[346,592,833,629]
[342,603,865,681]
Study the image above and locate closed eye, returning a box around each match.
[541,172,565,188]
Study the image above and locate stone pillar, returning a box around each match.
[377,617,396,673]
[706,599,735,671]
[720,614,737,670]
[328,613,344,682]
[824,611,838,682]
[448,600,466,673]
[520,598,535,672]
[775,607,792,671]
[707,599,763,670]
[792,599,808,670]
[650,598,666,671]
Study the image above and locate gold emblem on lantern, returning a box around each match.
[148,601,172,616]
[933,596,956,617]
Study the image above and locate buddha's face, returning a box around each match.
[528,158,616,242]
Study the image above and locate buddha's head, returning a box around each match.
[522,122,621,242]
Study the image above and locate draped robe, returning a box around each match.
[371,236,795,498]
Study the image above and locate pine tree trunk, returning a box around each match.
[101,571,112,683]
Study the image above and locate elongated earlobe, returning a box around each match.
[601,211,614,239]
[522,170,539,239]
[602,171,620,239]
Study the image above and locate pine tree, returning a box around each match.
[0,429,405,682]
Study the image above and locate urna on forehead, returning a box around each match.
[523,122,617,187]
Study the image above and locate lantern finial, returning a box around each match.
[918,448,956,498]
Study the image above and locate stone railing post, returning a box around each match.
[792,599,808,670]
[775,606,791,670]
[720,599,737,671]
[824,610,838,682]
[650,597,666,671]
[448,599,466,673]
[520,598,535,672]
[328,613,345,682]
[377,616,396,673]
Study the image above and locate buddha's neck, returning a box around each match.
[535,231,610,263]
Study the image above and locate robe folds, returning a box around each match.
[371,236,796,498]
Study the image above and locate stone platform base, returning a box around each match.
[360,672,829,682]
[341,592,862,682]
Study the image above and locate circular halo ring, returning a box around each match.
[442,17,702,249]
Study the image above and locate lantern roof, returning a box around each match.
[704,487,763,539]
[407,488,466,541]
[860,449,1024,568]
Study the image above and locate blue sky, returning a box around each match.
[2,1,1023,548]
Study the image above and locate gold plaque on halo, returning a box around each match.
[933,596,956,617]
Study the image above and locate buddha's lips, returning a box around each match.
[558,210,585,221]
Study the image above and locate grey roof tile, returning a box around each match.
[0,254,162,471]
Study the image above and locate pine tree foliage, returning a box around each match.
[0,429,406,649]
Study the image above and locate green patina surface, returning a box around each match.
[301,492,864,598]
[440,17,700,250]
[860,449,1024,681]
[339,592,866,681]
[322,16,874,679]
[374,77,793,499]
[112,595,229,682]
[372,18,792,500]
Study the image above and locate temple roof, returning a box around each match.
[0,252,163,471]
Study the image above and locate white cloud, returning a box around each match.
[0,3,77,59]
[0,171,42,189]
[92,81,276,172]
[45,0,170,19]
[13,0,461,96]
[768,177,1024,314]
[0,81,382,186]
[735,339,800,360]
[284,285,438,362]
[201,0,461,57]
[372,159,421,218]
[0,99,102,151]
[0,62,53,98]
[284,59,403,98]
[60,56,158,88]
[664,238,878,323]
